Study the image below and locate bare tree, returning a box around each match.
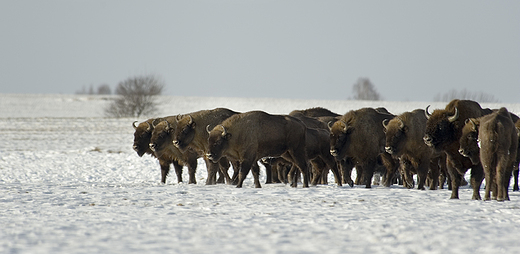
[105,74,165,118]
[433,88,499,103]
[97,84,112,95]
[352,78,381,101]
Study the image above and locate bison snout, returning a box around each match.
[206,153,217,162]
[330,149,338,157]
[458,148,467,157]
[149,143,156,152]
[133,144,139,152]
[172,140,180,148]
[423,135,433,147]
[385,146,393,154]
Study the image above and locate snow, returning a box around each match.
[1,94,520,254]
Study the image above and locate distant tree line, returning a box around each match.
[433,88,499,103]
[76,84,112,95]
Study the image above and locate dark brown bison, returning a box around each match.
[514,118,520,191]
[459,107,518,201]
[172,108,239,185]
[132,117,188,184]
[383,109,436,190]
[305,127,343,186]
[423,99,487,199]
[329,107,395,188]
[206,111,311,188]
[289,107,341,118]
[148,119,199,184]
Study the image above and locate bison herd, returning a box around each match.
[132,99,520,201]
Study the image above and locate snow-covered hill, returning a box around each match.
[1,94,519,253]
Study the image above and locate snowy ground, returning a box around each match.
[1,94,520,254]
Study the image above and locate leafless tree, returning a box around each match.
[352,77,381,101]
[97,84,111,95]
[104,74,165,118]
[433,88,499,103]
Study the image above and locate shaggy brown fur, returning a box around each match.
[207,111,311,188]
[329,107,395,188]
[173,108,240,185]
[383,109,435,190]
[424,99,488,199]
[460,108,518,201]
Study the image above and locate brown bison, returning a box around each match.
[206,111,311,188]
[289,107,341,118]
[423,99,487,199]
[329,107,395,188]
[383,109,436,190]
[458,108,518,201]
[172,108,240,185]
[132,117,189,184]
[514,118,520,191]
[148,119,200,184]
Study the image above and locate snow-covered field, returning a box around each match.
[1,94,520,254]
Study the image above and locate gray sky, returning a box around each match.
[1,0,519,102]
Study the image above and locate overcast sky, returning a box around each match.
[1,0,519,102]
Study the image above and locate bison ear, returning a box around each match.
[224,133,232,140]
[345,126,354,134]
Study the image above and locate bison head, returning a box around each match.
[458,118,481,165]
[383,117,407,156]
[206,125,231,163]
[133,120,154,157]
[172,115,196,151]
[329,120,353,159]
[149,120,176,157]
[423,106,459,151]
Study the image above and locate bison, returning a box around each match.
[329,107,396,188]
[458,107,518,201]
[132,117,189,184]
[148,119,200,184]
[206,111,311,188]
[423,99,487,199]
[172,108,240,185]
[383,109,436,190]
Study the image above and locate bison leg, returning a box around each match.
[251,162,262,188]
[469,164,484,200]
[310,159,324,186]
[217,158,233,184]
[513,161,520,191]
[360,160,376,188]
[428,157,440,190]
[416,161,429,191]
[338,159,354,187]
[322,156,342,187]
[513,165,519,191]
[159,160,171,184]
[261,159,273,184]
[286,152,310,188]
[236,160,253,188]
[203,158,219,185]
[380,152,398,187]
[187,155,198,184]
[172,160,183,183]
[230,160,240,185]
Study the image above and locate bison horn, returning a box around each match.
[328,121,334,130]
[397,117,405,129]
[151,118,161,128]
[206,125,212,134]
[219,125,227,136]
[448,107,459,122]
[188,115,193,125]
[425,105,432,119]
[132,121,139,129]
[146,122,152,132]
[382,119,389,129]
